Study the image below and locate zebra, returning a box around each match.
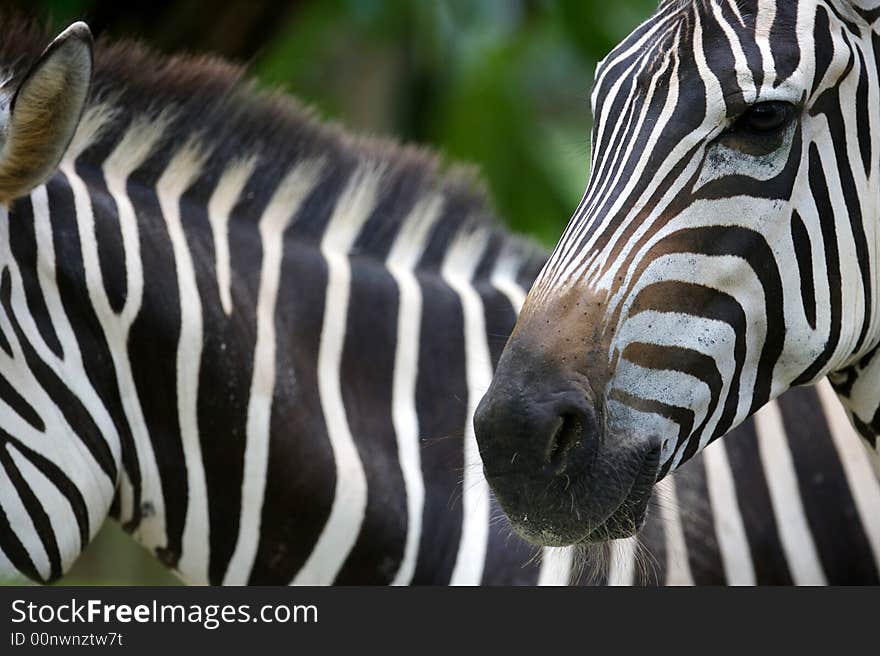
[474,0,880,566]
[0,15,876,587]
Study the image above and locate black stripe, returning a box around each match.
[626,280,745,464]
[811,7,834,96]
[351,160,424,261]
[855,5,880,24]
[0,372,44,432]
[674,453,727,584]
[724,415,793,584]
[790,210,816,330]
[0,498,41,583]
[717,2,763,89]
[591,140,701,283]
[792,144,842,384]
[591,56,678,241]
[777,386,880,584]
[594,61,664,212]
[1,431,90,556]
[75,161,128,314]
[123,152,186,566]
[0,317,11,357]
[854,45,872,176]
[248,168,345,584]
[769,0,800,85]
[335,242,407,584]
[55,171,147,532]
[609,388,694,480]
[43,172,143,533]
[621,342,722,444]
[702,7,744,113]
[184,164,261,585]
[0,445,61,581]
[824,1,862,36]
[809,42,873,354]
[7,195,63,358]
[655,226,785,417]
[0,267,117,484]
[411,273,466,583]
[476,268,518,378]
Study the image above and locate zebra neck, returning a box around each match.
[0,189,124,583]
[812,9,880,468]
[0,24,550,582]
[828,345,880,459]
[0,17,564,583]
[9,132,548,584]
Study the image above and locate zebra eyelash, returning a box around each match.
[733,101,797,135]
[716,101,799,156]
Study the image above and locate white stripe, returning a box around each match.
[657,477,693,585]
[753,400,826,584]
[607,537,637,586]
[537,546,574,586]
[0,375,110,563]
[490,253,527,313]
[18,187,117,538]
[754,0,778,87]
[292,165,382,585]
[223,159,324,585]
[702,439,756,585]
[208,157,257,316]
[0,445,50,581]
[0,389,107,551]
[816,380,880,572]
[444,230,492,585]
[54,168,143,534]
[156,141,211,584]
[386,195,444,585]
[97,117,168,552]
[7,444,81,573]
[709,1,757,100]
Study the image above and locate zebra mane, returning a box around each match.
[0,12,546,281]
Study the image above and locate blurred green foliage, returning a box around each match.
[0,0,658,584]
[4,0,658,243]
[250,0,658,244]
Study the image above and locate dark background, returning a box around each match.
[0,0,657,584]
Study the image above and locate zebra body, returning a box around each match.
[0,15,878,586]
[474,0,880,555]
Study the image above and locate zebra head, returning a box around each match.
[475,0,880,546]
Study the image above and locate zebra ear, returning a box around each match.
[0,22,93,204]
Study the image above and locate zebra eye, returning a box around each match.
[735,101,794,134]
[720,101,796,156]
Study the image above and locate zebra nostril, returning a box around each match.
[544,413,584,473]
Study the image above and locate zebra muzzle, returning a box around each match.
[474,337,662,546]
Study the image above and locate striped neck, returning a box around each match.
[0,31,545,582]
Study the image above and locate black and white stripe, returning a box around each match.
[0,14,878,586]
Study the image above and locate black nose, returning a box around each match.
[475,341,661,546]
[474,379,599,481]
[541,410,599,476]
